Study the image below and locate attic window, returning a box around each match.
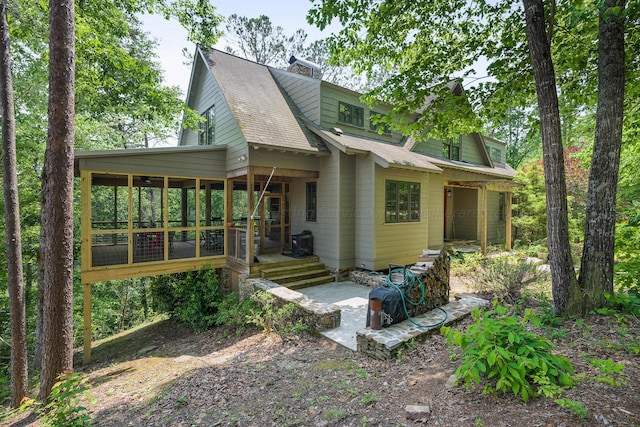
[442,136,460,161]
[199,106,215,145]
[490,147,502,162]
[338,101,364,127]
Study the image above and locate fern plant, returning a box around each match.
[441,305,574,402]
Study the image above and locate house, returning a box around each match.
[178,48,516,271]
[74,47,516,361]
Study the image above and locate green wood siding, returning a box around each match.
[373,166,429,270]
[428,174,446,248]
[270,69,322,124]
[319,85,402,144]
[77,149,227,179]
[355,156,375,269]
[181,54,248,172]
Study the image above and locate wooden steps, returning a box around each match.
[260,257,334,290]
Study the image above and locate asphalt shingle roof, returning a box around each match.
[203,50,322,154]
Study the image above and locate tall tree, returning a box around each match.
[578,0,626,310]
[39,0,75,401]
[522,0,582,315]
[0,0,28,407]
[224,14,307,68]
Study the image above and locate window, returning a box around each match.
[442,136,460,160]
[499,192,506,221]
[306,182,317,221]
[199,106,215,145]
[490,147,502,163]
[385,180,420,223]
[369,112,391,134]
[338,101,364,127]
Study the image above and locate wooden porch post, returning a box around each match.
[480,184,487,254]
[247,167,255,266]
[83,282,91,365]
[80,170,92,364]
[505,191,513,251]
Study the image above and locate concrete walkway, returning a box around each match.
[298,281,370,351]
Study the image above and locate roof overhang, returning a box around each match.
[302,119,442,174]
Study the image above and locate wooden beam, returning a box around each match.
[480,184,487,254]
[247,167,255,266]
[80,257,228,284]
[83,283,91,364]
[506,191,513,251]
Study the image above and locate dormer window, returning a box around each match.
[443,136,460,161]
[199,106,215,145]
[338,101,364,127]
[490,147,502,163]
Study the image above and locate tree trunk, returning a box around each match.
[522,0,583,316]
[578,0,625,310]
[0,0,28,407]
[38,0,76,401]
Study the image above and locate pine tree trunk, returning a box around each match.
[38,0,76,401]
[522,0,583,316]
[0,0,28,407]
[578,0,625,310]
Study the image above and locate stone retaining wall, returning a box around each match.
[239,278,341,333]
[349,249,450,317]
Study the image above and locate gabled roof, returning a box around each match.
[201,49,325,154]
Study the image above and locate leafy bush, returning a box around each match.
[245,291,308,337]
[615,201,640,294]
[469,254,542,304]
[150,267,223,332]
[38,372,93,427]
[441,305,574,402]
[450,251,485,276]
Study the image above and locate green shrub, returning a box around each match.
[213,292,255,334]
[441,305,574,402]
[150,267,224,332]
[450,251,485,276]
[38,372,93,427]
[615,201,640,294]
[469,254,542,304]
[246,291,308,337]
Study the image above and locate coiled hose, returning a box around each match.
[386,268,448,328]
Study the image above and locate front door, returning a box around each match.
[258,183,290,254]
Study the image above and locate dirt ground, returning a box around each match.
[5,278,640,427]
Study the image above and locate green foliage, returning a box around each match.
[614,201,640,294]
[245,291,308,337]
[212,292,255,335]
[38,372,93,427]
[469,254,543,304]
[512,162,548,244]
[449,251,485,277]
[324,408,347,421]
[554,397,588,419]
[588,358,627,386]
[441,305,574,403]
[359,393,379,405]
[150,267,223,332]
